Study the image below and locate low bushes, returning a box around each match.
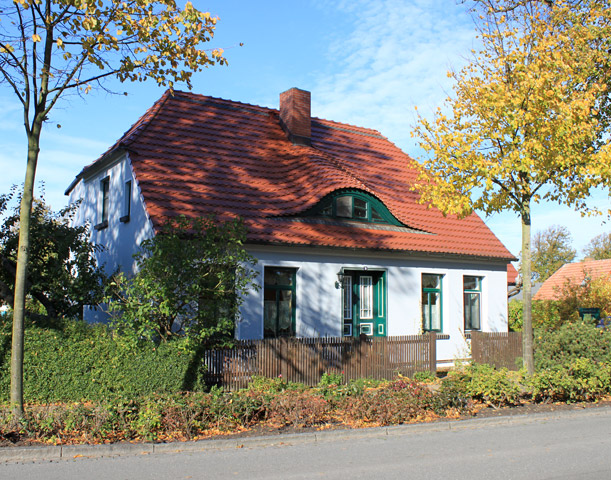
[534,319,611,370]
[528,320,611,402]
[3,358,611,445]
[528,358,611,403]
[2,316,611,446]
[441,363,521,408]
[339,378,443,426]
[0,376,462,445]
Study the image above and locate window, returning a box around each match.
[336,196,352,218]
[359,275,373,319]
[94,177,110,230]
[353,197,368,219]
[334,195,379,222]
[120,180,132,223]
[306,190,401,225]
[377,274,384,318]
[422,273,442,332]
[263,267,296,338]
[342,275,352,321]
[464,276,482,330]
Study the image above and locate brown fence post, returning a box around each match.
[428,332,436,374]
[471,331,479,364]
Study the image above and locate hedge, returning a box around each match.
[0,317,209,403]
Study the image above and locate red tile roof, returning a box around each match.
[507,264,519,285]
[534,259,611,300]
[73,90,515,260]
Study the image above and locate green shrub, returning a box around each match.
[316,376,384,402]
[437,375,472,411]
[0,319,211,403]
[105,215,257,351]
[508,299,564,331]
[319,371,344,386]
[529,358,611,403]
[534,319,611,370]
[441,364,521,408]
[413,371,436,383]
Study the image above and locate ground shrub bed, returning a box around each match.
[0,377,462,445]
[1,318,611,446]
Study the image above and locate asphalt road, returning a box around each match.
[2,407,611,479]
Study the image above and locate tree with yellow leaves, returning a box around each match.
[413,0,611,374]
[0,0,227,417]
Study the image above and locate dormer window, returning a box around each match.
[305,190,400,225]
[336,196,353,218]
[336,195,370,219]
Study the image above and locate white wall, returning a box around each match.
[67,153,154,321]
[239,245,509,364]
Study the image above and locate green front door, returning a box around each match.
[342,270,387,337]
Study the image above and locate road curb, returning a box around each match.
[2,405,610,463]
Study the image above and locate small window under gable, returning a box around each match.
[303,190,402,226]
[120,180,132,223]
[94,176,110,231]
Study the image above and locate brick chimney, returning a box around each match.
[279,88,311,146]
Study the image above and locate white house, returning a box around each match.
[66,88,516,367]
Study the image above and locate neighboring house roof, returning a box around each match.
[68,89,515,260]
[507,264,519,286]
[534,258,611,300]
[510,282,542,301]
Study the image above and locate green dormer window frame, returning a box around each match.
[305,190,402,226]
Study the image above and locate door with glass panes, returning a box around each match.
[342,270,386,337]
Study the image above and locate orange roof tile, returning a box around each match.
[534,259,611,300]
[507,264,518,285]
[73,90,515,260]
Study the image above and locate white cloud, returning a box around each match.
[312,0,477,154]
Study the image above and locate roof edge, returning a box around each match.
[65,148,129,196]
[65,89,174,196]
[244,238,517,262]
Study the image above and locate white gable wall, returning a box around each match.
[67,153,154,321]
[240,245,509,365]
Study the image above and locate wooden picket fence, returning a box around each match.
[203,334,438,391]
[470,331,523,370]
[202,332,523,390]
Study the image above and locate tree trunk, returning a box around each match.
[10,127,42,417]
[521,203,534,375]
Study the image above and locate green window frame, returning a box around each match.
[464,276,482,331]
[422,273,443,332]
[263,267,297,338]
[304,190,402,226]
[333,194,385,223]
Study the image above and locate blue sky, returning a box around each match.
[1,0,609,260]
